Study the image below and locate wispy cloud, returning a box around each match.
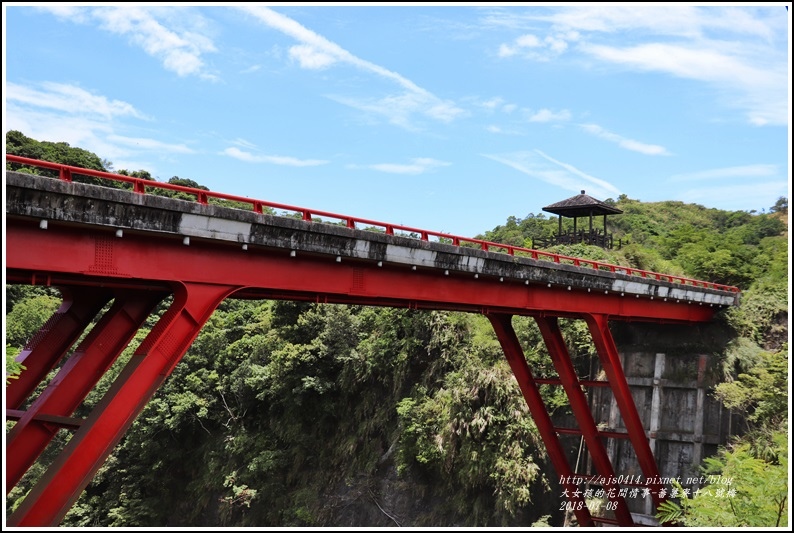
[108,135,194,154]
[39,5,218,80]
[488,6,788,126]
[357,158,451,175]
[4,82,186,172]
[236,5,466,129]
[222,147,328,167]
[676,181,788,211]
[6,81,146,119]
[486,124,523,135]
[527,108,571,123]
[580,123,670,156]
[583,42,787,126]
[498,32,573,61]
[482,149,621,199]
[669,164,778,182]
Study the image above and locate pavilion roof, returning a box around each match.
[542,190,623,218]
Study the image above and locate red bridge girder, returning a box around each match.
[6,204,714,527]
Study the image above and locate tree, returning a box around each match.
[6,345,25,385]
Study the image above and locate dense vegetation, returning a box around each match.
[5,131,789,527]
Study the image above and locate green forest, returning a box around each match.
[5,131,790,527]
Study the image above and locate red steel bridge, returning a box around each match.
[4,155,741,527]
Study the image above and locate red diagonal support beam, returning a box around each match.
[535,316,634,526]
[487,313,595,527]
[7,287,113,409]
[6,289,167,491]
[7,282,237,527]
[584,313,665,513]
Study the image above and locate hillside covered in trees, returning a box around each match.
[5,131,789,527]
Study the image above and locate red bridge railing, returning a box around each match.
[6,154,740,293]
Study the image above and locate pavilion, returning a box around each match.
[533,190,623,249]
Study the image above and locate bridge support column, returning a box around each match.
[7,287,113,409]
[535,316,634,526]
[7,282,237,527]
[584,313,665,514]
[487,313,595,527]
[6,289,168,491]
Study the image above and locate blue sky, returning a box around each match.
[3,3,791,239]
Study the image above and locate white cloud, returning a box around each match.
[288,44,337,70]
[482,97,505,110]
[669,164,778,182]
[40,6,218,80]
[222,147,328,167]
[487,5,778,41]
[367,158,451,175]
[676,181,788,211]
[487,6,788,126]
[498,32,570,61]
[482,150,621,199]
[107,135,194,154]
[580,123,670,156]
[6,82,145,119]
[3,82,188,169]
[230,138,258,150]
[237,5,466,129]
[35,5,89,23]
[528,108,571,123]
[4,104,174,174]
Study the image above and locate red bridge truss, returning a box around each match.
[4,156,740,526]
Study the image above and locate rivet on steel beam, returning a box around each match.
[336,256,342,263]
[115,229,123,238]
[242,244,248,251]
[290,250,297,257]
[183,236,190,246]
[39,220,48,230]
[377,261,383,267]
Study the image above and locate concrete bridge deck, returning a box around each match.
[5,170,739,320]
